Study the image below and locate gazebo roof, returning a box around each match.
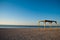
[39,20,57,24]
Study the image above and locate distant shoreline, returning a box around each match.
[0,25,59,26]
[0,25,60,28]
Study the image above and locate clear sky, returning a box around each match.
[0,0,60,25]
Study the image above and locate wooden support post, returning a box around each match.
[44,22,46,30]
[38,22,40,26]
[56,24,58,30]
[50,23,52,30]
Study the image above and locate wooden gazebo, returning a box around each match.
[38,20,57,29]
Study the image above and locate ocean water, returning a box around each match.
[0,25,60,28]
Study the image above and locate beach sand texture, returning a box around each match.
[0,28,60,40]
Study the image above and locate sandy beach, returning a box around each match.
[0,28,60,40]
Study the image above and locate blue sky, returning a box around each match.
[0,0,60,25]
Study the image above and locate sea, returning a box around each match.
[0,25,60,28]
